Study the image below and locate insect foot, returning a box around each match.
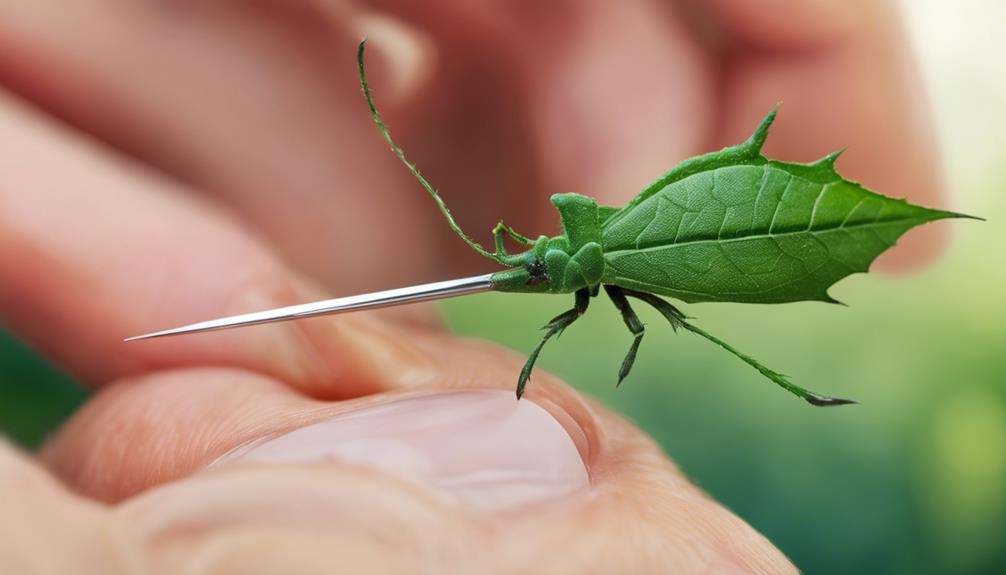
[803,394,859,407]
[515,289,591,399]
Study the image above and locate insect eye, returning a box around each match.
[526,260,548,285]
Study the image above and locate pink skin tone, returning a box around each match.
[0,0,944,572]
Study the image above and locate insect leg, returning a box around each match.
[622,289,857,407]
[516,288,590,399]
[603,285,645,387]
[492,220,533,258]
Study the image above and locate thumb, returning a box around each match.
[0,440,140,574]
[41,334,797,572]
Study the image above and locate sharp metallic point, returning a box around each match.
[125,274,495,342]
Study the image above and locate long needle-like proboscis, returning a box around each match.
[125,274,493,341]
[127,42,505,342]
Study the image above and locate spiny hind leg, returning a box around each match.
[621,289,856,407]
[492,220,533,259]
[603,285,645,386]
[517,288,590,398]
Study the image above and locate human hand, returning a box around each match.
[3,353,800,573]
[0,82,795,570]
[0,0,940,572]
[1,0,943,294]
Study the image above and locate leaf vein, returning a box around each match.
[807,183,827,231]
[767,176,794,234]
[606,217,933,258]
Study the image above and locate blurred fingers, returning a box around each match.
[359,0,716,231]
[0,0,949,276]
[0,89,431,397]
[410,0,947,270]
[0,441,143,574]
[0,0,445,289]
[700,0,869,48]
[518,0,715,207]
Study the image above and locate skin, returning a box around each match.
[0,0,944,572]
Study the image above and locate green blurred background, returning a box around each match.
[1,1,1003,573]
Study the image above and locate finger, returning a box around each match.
[700,0,867,48]
[709,0,947,268]
[0,89,430,397]
[0,441,140,574]
[0,0,449,289]
[44,338,795,572]
[517,0,716,207]
[402,0,715,209]
[42,355,593,504]
[400,0,946,271]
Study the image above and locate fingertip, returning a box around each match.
[40,368,310,502]
[702,0,888,49]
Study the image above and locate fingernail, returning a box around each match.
[222,390,589,512]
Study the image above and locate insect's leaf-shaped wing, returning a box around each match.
[601,109,974,304]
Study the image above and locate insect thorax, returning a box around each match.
[492,192,608,294]
[490,236,605,294]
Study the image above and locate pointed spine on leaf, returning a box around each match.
[822,294,849,307]
[812,148,845,170]
[741,104,780,158]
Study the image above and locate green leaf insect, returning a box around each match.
[357,41,977,405]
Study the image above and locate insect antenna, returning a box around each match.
[356,41,505,265]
